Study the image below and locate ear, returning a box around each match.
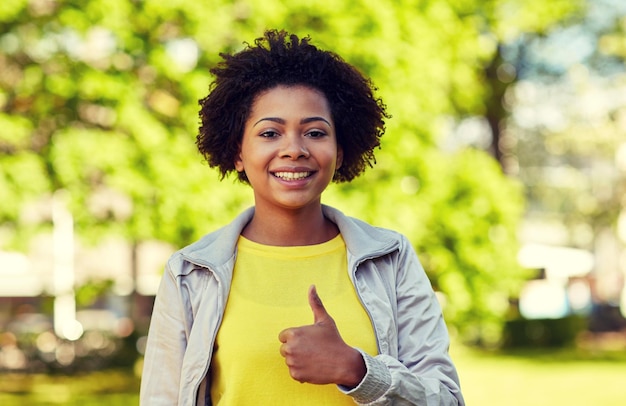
[234,146,244,172]
[335,145,343,170]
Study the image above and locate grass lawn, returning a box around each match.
[452,343,626,406]
[1,346,624,405]
[0,369,140,405]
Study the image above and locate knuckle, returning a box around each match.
[290,370,305,383]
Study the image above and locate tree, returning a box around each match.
[502,0,626,247]
[0,0,582,345]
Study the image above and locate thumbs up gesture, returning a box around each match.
[278,285,366,387]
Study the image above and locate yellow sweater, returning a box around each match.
[210,235,377,405]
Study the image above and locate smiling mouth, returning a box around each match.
[272,171,312,180]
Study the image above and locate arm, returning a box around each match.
[344,236,464,405]
[139,263,187,405]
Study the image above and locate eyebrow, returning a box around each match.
[253,116,332,127]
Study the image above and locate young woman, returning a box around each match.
[140,29,464,406]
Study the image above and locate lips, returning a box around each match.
[272,171,312,180]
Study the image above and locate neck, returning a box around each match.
[242,204,338,246]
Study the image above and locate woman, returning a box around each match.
[140,29,464,406]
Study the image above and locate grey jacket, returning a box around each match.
[140,205,464,405]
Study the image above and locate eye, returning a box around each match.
[306,130,326,138]
[259,130,279,138]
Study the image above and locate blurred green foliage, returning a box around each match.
[0,0,583,344]
[74,279,114,308]
[508,1,626,243]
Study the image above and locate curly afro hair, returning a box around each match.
[197,29,389,183]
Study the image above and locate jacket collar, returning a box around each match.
[321,205,400,260]
[178,206,254,273]
[177,205,399,274]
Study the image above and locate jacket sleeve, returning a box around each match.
[343,236,465,405]
[140,263,188,405]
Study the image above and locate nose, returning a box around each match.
[279,134,309,160]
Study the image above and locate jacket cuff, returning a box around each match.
[338,348,391,404]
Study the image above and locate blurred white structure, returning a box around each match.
[0,252,41,296]
[52,191,82,340]
[518,243,595,280]
[517,243,595,319]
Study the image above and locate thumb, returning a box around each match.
[308,285,331,324]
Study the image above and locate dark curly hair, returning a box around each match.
[197,29,389,183]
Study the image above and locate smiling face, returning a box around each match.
[235,85,343,213]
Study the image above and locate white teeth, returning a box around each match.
[274,171,311,180]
